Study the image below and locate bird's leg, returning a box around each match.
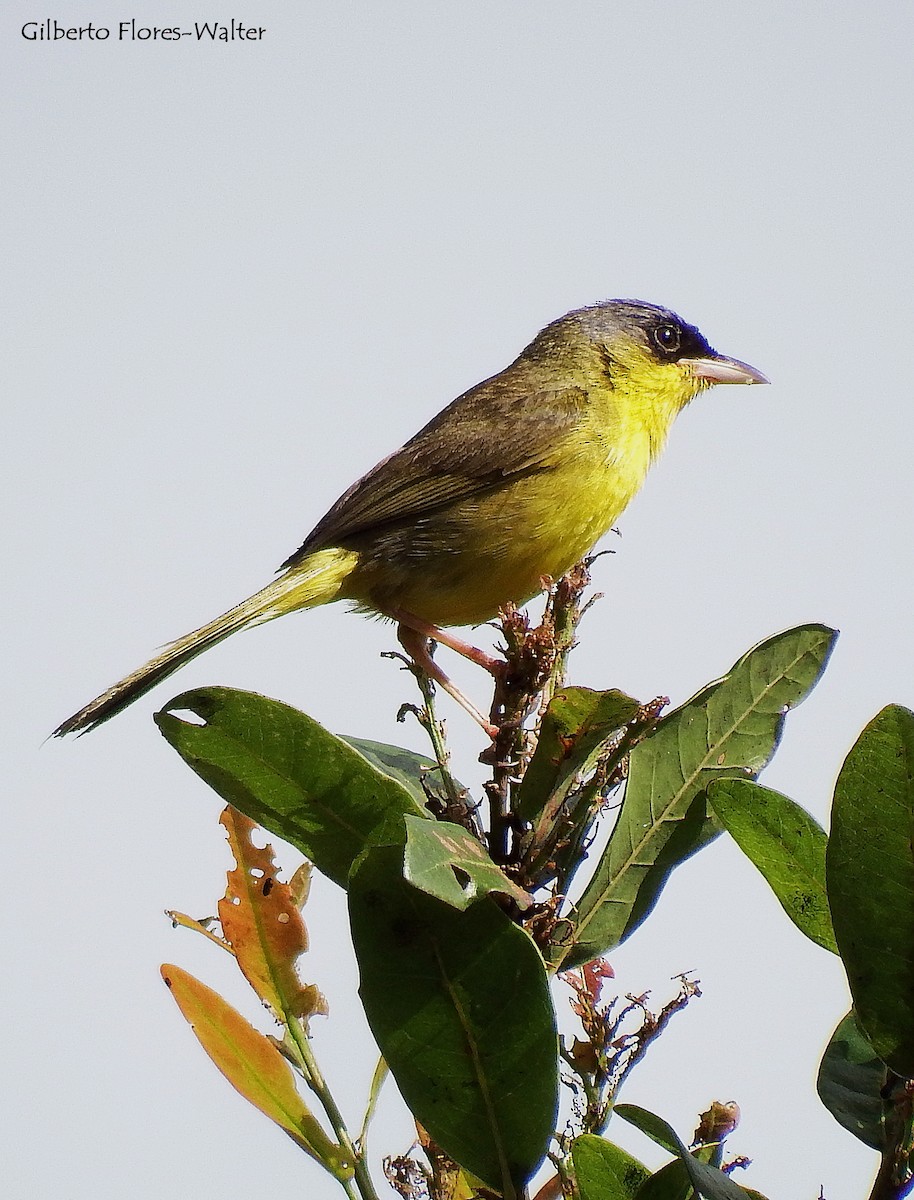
[396,622,499,739]
[390,608,503,675]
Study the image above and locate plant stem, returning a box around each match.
[868,1072,914,1200]
[538,559,592,711]
[286,1014,382,1200]
[357,1057,388,1150]
[869,1153,914,1200]
[414,669,464,811]
[485,718,523,864]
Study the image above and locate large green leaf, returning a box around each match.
[348,844,558,1196]
[562,625,836,967]
[615,1106,753,1200]
[610,791,719,951]
[156,688,427,887]
[708,778,837,954]
[571,1134,650,1199]
[817,1011,888,1150]
[827,705,914,1076]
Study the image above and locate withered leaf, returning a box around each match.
[218,807,327,1024]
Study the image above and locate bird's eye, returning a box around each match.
[652,323,681,355]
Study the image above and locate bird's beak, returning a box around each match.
[683,355,769,386]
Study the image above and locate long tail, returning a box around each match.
[53,547,359,737]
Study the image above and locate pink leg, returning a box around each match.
[390,607,502,674]
[396,623,499,739]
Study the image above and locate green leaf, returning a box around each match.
[156,688,427,888]
[615,1104,680,1156]
[403,816,533,911]
[562,625,836,967]
[340,737,437,808]
[357,1056,389,1149]
[572,1134,650,1199]
[518,688,650,890]
[827,704,914,1076]
[516,687,642,823]
[635,1164,768,1200]
[612,791,720,950]
[817,1011,888,1150]
[615,1106,752,1200]
[708,778,837,954]
[341,736,468,810]
[634,1160,694,1200]
[348,844,558,1195]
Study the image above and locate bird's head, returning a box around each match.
[533,298,768,422]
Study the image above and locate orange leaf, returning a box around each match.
[161,964,352,1178]
[217,807,328,1023]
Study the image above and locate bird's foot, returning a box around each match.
[395,618,499,738]
[392,608,503,676]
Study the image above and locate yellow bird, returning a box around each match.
[55,299,766,738]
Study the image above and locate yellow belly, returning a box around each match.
[340,443,649,627]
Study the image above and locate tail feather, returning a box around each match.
[53,548,358,736]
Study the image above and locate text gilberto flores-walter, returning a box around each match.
[22,19,266,41]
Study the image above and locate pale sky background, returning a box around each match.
[5,4,913,1197]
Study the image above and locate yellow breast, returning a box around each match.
[344,357,695,627]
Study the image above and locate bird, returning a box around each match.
[54,299,767,738]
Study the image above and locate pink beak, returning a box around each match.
[683,355,769,386]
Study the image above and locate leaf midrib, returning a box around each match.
[571,642,814,951]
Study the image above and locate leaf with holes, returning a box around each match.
[403,815,532,910]
[349,843,557,1195]
[217,807,326,1024]
[156,687,428,888]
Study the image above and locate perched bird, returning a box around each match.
[55,299,767,738]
